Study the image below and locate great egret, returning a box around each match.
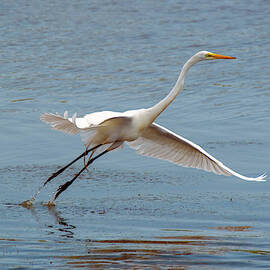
[39,51,266,202]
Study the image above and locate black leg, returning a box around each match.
[52,149,109,202]
[43,144,102,187]
[30,144,102,203]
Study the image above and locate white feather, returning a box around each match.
[127,123,266,181]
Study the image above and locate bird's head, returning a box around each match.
[196,51,236,61]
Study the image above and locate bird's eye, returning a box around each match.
[205,53,213,58]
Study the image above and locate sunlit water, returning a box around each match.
[1,0,270,269]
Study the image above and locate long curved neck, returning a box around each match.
[146,54,201,124]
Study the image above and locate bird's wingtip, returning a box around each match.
[261,172,267,180]
[253,172,267,182]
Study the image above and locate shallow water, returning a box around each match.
[1,0,270,269]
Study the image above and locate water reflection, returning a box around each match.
[59,233,270,269]
[1,202,269,269]
[20,203,76,238]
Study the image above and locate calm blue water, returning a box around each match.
[1,0,270,269]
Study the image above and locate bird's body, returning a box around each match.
[39,50,266,202]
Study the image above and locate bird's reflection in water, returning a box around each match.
[47,205,76,238]
[21,202,76,239]
[18,203,269,269]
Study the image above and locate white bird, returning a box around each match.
[40,51,266,202]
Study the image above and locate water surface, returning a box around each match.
[1,0,270,269]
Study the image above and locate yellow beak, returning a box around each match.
[210,53,236,59]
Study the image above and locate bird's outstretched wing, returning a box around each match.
[41,111,132,149]
[127,123,266,181]
[40,112,80,135]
